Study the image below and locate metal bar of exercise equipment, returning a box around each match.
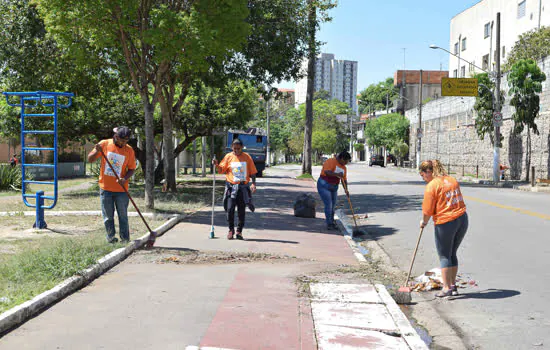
[3,91,74,229]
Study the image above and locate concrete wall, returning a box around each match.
[407,56,550,180]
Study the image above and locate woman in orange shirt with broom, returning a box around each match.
[419,160,469,298]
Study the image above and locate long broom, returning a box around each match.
[210,154,216,239]
[395,227,425,304]
[341,181,362,237]
[98,147,157,248]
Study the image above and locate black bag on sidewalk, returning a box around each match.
[293,193,316,218]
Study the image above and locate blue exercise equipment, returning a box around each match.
[3,91,74,229]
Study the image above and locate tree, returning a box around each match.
[353,143,365,152]
[472,73,505,146]
[504,26,550,71]
[313,89,331,101]
[392,142,409,166]
[172,80,259,156]
[302,0,336,175]
[508,59,546,181]
[37,0,251,206]
[364,113,409,152]
[0,0,147,153]
[357,78,399,115]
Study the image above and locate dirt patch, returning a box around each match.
[128,249,303,265]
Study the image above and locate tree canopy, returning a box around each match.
[504,26,550,71]
[357,78,399,115]
[364,113,409,151]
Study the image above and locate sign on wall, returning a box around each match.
[441,78,479,97]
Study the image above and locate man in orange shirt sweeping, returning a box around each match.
[213,138,257,240]
[87,126,136,243]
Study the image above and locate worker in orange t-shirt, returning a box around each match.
[87,126,136,243]
[317,151,351,230]
[419,159,468,298]
[213,138,257,240]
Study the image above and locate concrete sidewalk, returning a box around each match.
[0,171,425,349]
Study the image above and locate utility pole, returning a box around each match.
[266,94,270,167]
[349,114,353,157]
[493,12,501,183]
[416,69,423,168]
[402,48,406,113]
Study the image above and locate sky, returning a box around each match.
[276,0,481,92]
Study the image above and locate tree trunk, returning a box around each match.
[302,0,316,175]
[159,99,177,192]
[144,100,155,209]
[526,128,531,182]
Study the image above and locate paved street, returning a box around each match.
[344,162,550,350]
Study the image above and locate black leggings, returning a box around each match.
[434,213,469,268]
[226,189,246,232]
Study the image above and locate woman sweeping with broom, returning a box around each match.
[317,151,351,230]
[419,160,469,298]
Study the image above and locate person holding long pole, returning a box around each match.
[419,159,468,298]
[317,151,351,230]
[88,126,136,243]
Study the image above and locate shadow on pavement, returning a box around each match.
[344,193,423,213]
[183,177,345,236]
[451,289,521,300]
[355,224,399,241]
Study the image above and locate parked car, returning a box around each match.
[369,155,385,167]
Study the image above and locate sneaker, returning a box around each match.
[227,230,235,240]
[327,224,338,230]
[451,285,459,296]
[107,237,119,244]
[236,231,244,240]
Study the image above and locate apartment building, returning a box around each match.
[449,0,550,77]
[295,53,359,114]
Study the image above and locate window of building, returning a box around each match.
[502,46,506,58]
[484,22,491,38]
[454,42,459,54]
[518,0,526,18]
[453,69,458,78]
[482,54,489,70]
[461,37,467,51]
[461,65,466,77]
[469,61,475,72]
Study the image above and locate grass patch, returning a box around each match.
[0,234,123,313]
[296,173,314,180]
[0,214,167,313]
[0,178,220,313]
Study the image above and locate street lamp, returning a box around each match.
[429,45,491,76]
[429,43,501,183]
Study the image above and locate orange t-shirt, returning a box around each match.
[98,139,137,192]
[217,152,257,184]
[422,176,467,225]
[320,158,347,185]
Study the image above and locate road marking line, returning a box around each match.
[464,195,550,220]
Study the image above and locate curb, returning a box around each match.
[335,209,427,349]
[0,214,185,335]
[0,210,174,218]
[335,209,468,350]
